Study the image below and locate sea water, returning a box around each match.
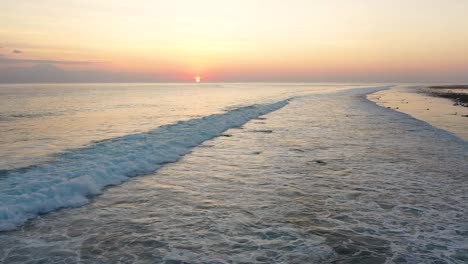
[0,83,337,171]
[0,84,466,263]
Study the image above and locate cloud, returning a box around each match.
[0,56,94,65]
[0,64,165,83]
[12,49,22,54]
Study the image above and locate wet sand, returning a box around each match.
[368,85,468,140]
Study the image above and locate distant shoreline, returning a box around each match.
[422,85,468,107]
[368,85,468,140]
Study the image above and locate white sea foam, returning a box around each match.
[0,100,288,231]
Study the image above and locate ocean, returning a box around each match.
[0,83,467,263]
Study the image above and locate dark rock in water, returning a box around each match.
[429,85,468,89]
[290,148,305,152]
[165,259,190,264]
[376,202,395,210]
[251,129,273,133]
[426,86,468,107]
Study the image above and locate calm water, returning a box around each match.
[0,84,467,263]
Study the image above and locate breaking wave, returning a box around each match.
[0,99,289,231]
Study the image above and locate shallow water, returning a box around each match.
[0,83,356,232]
[0,83,346,170]
[0,85,467,263]
[369,85,468,140]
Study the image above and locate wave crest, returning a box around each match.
[0,100,288,231]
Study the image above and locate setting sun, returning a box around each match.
[1,2,468,263]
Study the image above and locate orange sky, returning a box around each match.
[1,0,468,82]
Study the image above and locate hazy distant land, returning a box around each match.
[425,85,468,107]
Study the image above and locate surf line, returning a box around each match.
[0,99,289,231]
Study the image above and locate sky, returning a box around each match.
[0,0,467,83]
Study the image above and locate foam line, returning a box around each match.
[0,100,289,231]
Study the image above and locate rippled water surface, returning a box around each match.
[0,84,467,263]
[0,83,344,170]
